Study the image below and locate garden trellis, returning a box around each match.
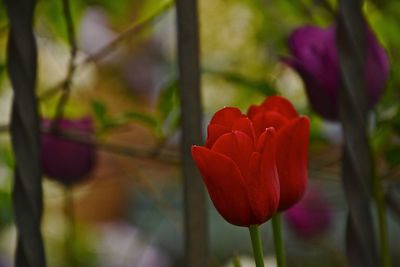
[0,0,398,267]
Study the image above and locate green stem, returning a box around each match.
[272,214,286,267]
[372,164,391,267]
[249,225,265,267]
[64,185,76,267]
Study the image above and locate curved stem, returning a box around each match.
[272,214,286,267]
[249,225,265,267]
[372,159,391,267]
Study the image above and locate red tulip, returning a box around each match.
[248,96,310,211]
[192,107,280,226]
[41,117,96,185]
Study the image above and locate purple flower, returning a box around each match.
[283,24,389,121]
[41,117,96,185]
[284,185,332,239]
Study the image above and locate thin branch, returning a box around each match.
[45,127,180,163]
[53,0,78,122]
[84,0,174,64]
[1,121,180,162]
[38,0,174,102]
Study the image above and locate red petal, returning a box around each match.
[206,124,230,148]
[206,107,248,148]
[191,146,254,226]
[275,116,310,211]
[209,107,245,127]
[247,105,263,119]
[256,127,275,152]
[252,111,289,137]
[232,117,256,142]
[247,96,298,119]
[261,96,298,119]
[211,131,254,178]
[207,111,255,148]
[246,129,280,223]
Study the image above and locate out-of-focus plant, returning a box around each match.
[282,24,389,121]
[41,117,97,185]
[284,185,332,239]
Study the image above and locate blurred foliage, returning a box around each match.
[0,0,400,266]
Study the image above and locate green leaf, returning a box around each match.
[91,100,108,123]
[157,79,182,135]
[158,79,179,121]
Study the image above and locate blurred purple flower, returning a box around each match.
[284,186,332,239]
[283,24,389,121]
[41,117,96,185]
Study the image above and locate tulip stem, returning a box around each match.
[249,225,265,267]
[64,185,76,267]
[372,162,391,267]
[272,214,286,267]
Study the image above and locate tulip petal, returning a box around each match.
[286,26,340,120]
[206,116,256,148]
[365,27,390,107]
[247,104,264,120]
[260,96,299,119]
[288,26,335,73]
[191,146,254,226]
[275,116,310,211]
[252,111,289,137]
[209,107,245,127]
[247,128,280,223]
[206,107,247,148]
[256,127,275,152]
[41,117,96,184]
[232,117,256,142]
[211,131,254,178]
[206,124,230,148]
[247,96,298,120]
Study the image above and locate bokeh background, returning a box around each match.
[1,0,400,266]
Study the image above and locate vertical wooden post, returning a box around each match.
[176,0,208,266]
[4,0,46,266]
[336,1,378,266]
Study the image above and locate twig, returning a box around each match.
[53,0,78,122]
[45,127,180,164]
[38,0,174,101]
[1,122,180,162]
[84,0,174,64]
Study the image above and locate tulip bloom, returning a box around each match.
[285,185,332,238]
[248,96,310,211]
[192,107,280,226]
[283,25,389,121]
[41,117,96,185]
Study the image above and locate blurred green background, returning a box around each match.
[1,0,400,266]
